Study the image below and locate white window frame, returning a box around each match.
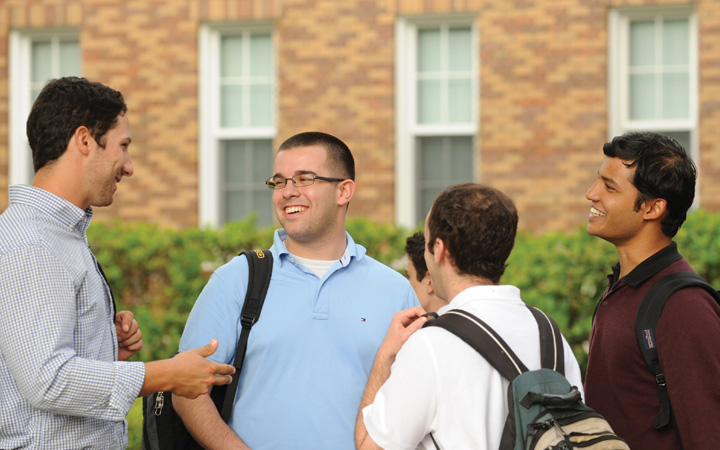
[395,15,478,228]
[608,6,698,159]
[9,28,80,185]
[198,22,276,228]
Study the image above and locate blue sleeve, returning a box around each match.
[179,255,250,364]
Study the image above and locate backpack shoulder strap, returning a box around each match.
[219,249,273,422]
[635,271,720,430]
[424,308,529,381]
[527,306,565,376]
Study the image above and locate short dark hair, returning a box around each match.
[427,183,518,283]
[405,231,428,282]
[603,132,696,237]
[26,76,127,172]
[278,131,355,180]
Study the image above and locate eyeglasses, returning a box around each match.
[265,174,347,190]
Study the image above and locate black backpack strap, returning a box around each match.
[424,308,528,381]
[527,306,565,375]
[635,271,720,430]
[219,249,273,422]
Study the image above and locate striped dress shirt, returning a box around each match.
[0,185,145,449]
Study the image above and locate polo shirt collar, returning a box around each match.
[438,284,523,315]
[9,184,92,232]
[273,229,367,268]
[612,241,682,288]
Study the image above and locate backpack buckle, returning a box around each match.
[241,310,258,328]
[655,373,667,387]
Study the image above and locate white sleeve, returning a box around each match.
[362,331,439,450]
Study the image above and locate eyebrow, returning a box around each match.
[599,173,618,187]
[271,170,317,178]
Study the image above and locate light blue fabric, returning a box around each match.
[180,229,419,450]
[0,185,145,450]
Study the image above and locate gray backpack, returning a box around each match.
[424,306,629,450]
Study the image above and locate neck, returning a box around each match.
[284,229,348,260]
[441,270,496,303]
[614,232,672,278]
[32,165,88,210]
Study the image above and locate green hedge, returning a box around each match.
[89,211,720,449]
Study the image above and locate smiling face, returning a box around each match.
[585,156,646,246]
[272,145,350,251]
[85,113,133,208]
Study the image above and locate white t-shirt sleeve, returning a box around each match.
[362,331,439,450]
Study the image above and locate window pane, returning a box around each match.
[630,21,655,67]
[250,33,273,77]
[448,79,472,123]
[251,139,274,182]
[417,79,441,124]
[223,140,274,225]
[662,72,690,119]
[59,40,81,75]
[221,85,243,127]
[420,137,443,181]
[630,73,656,120]
[249,84,273,127]
[224,140,246,183]
[416,136,474,224]
[448,27,472,72]
[662,131,690,152]
[663,19,689,65]
[417,28,441,73]
[450,137,474,179]
[224,191,248,223]
[31,42,52,82]
[221,35,243,77]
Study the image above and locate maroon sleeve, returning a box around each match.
[657,286,720,449]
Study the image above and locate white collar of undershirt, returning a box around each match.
[292,254,336,278]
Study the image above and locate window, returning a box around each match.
[396,16,478,227]
[9,29,81,185]
[608,6,697,157]
[199,23,276,227]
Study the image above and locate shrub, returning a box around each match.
[89,210,720,449]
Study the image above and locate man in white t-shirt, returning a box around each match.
[355,183,584,450]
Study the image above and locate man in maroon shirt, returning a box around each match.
[584,132,720,450]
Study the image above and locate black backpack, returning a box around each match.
[142,249,273,450]
[635,271,720,432]
[424,306,629,450]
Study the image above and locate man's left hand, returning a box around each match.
[115,310,143,361]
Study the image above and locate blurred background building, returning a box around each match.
[1,0,718,233]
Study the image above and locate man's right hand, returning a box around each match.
[170,339,235,399]
[140,339,235,398]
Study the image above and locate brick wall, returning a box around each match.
[1,0,718,232]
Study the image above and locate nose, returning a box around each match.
[586,180,599,201]
[281,179,300,197]
[123,153,134,178]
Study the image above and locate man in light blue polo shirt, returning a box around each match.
[175,132,419,450]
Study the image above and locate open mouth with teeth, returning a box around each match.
[285,206,307,215]
[590,206,605,217]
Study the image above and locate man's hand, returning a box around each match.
[355,306,429,450]
[167,340,236,399]
[376,306,429,364]
[141,339,235,398]
[115,310,143,361]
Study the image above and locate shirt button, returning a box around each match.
[602,301,608,307]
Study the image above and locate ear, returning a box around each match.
[424,273,435,295]
[337,179,356,207]
[432,237,447,265]
[643,198,667,221]
[72,126,93,157]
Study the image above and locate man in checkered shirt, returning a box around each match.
[0,77,235,449]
